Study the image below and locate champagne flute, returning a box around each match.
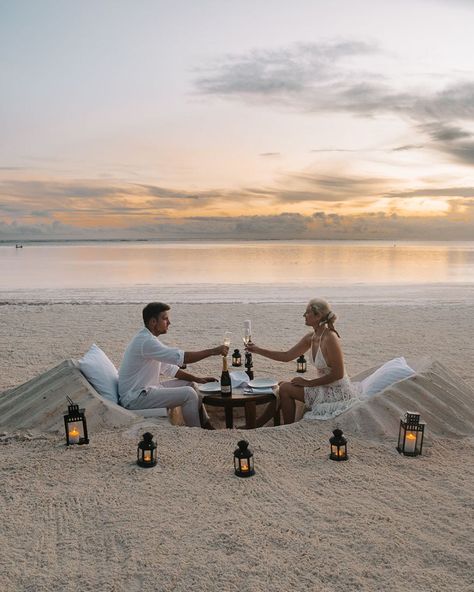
[223,331,232,352]
[242,327,252,346]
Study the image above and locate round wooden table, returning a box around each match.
[202,391,280,429]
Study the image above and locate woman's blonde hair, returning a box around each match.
[308,298,340,337]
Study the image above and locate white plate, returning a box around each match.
[198,381,221,393]
[248,378,278,388]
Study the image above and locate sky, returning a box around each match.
[1,0,474,240]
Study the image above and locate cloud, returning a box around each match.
[386,186,474,198]
[259,152,281,157]
[3,209,474,242]
[195,41,379,104]
[195,42,474,164]
[391,144,424,152]
[274,172,391,203]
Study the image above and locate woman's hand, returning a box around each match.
[245,342,259,354]
[290,376,308,387]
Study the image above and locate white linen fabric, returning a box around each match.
[118,327,184,408]
[303,330,361,421]
[230,371,250,388]
[78,344,119,404]
[360,357,415,399]
[126,379,204,427]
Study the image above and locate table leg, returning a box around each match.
[245,401,257,429]
[273,407,281,426]
[224,405,234,429]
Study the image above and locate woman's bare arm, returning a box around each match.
[291,332,345,387]
[246,333,312,363]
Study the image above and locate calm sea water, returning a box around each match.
[1,240,473,304]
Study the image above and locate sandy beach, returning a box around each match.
[1,302,474,591]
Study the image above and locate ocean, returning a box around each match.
[1,240,473,305]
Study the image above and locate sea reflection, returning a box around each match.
[1,241,474,290]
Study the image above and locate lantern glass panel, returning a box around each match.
[240,458,250,473]
[397,418,425,456]
[67,420,83,444]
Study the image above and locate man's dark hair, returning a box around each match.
[142,302,171,326]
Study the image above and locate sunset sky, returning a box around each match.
[1,0,474,240]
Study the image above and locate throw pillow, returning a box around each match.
[79,344,119,404]
[361,357,415,399]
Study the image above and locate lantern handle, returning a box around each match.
[66,396,75,406]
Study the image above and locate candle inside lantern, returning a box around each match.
[143,450,152,463]
[68,427,80,444]
[240,458,249,472]
[404,431,417,454]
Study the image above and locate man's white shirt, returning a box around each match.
[118,327,184,407]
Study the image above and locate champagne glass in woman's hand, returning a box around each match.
[242,320,252,346]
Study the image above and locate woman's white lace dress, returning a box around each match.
[303,330,361,421]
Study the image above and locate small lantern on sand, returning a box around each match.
[296,355,307,373]
[329,428,348,461]
[137,432,157,468]
[397,412,425,456]
[64,397,89,446]
[234,440,255,477]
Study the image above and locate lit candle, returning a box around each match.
[69,427,80,444]
[404,431,417,454]
[143,450,152,463]
[240,459,249,472]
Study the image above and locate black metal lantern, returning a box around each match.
[329,428,348,461]
[234,440,255,477]
[137,432,157,468]
[397,411,425,456]
[232,349,242,367]
[296,355,307,373]
[64,397,89,445]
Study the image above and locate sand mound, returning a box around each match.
[1,358,473,439]
[316,358,474,440]
[0,360,167,435]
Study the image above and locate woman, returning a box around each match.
[247,299,360,425]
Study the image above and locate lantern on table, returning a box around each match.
[232,349,242,367]
[296,355,307,373]
[64,397,89,446]
[234,440,255,477]
[397,411,425,456]
[329,428,348,461]
[137,432,157,467]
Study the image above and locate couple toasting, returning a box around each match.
[118,299,359,429]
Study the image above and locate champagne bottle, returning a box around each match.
[220,356,232,397]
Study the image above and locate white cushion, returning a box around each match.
[79,344,119,404]
[361,357,415,398]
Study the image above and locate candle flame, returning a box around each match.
[406,432,416,440]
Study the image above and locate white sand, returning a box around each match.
[1,303,474,591]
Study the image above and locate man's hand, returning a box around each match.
[195,376,218,384]
[290,377,307,387]
[215,345,229,356]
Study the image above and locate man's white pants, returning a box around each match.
[125,379,208,428]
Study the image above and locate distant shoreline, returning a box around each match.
[2,238,474,246]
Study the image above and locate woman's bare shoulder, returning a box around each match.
[323,330,341,347]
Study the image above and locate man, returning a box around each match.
[119,302,228,428]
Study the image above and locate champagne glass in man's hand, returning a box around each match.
[223,332,232,351]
